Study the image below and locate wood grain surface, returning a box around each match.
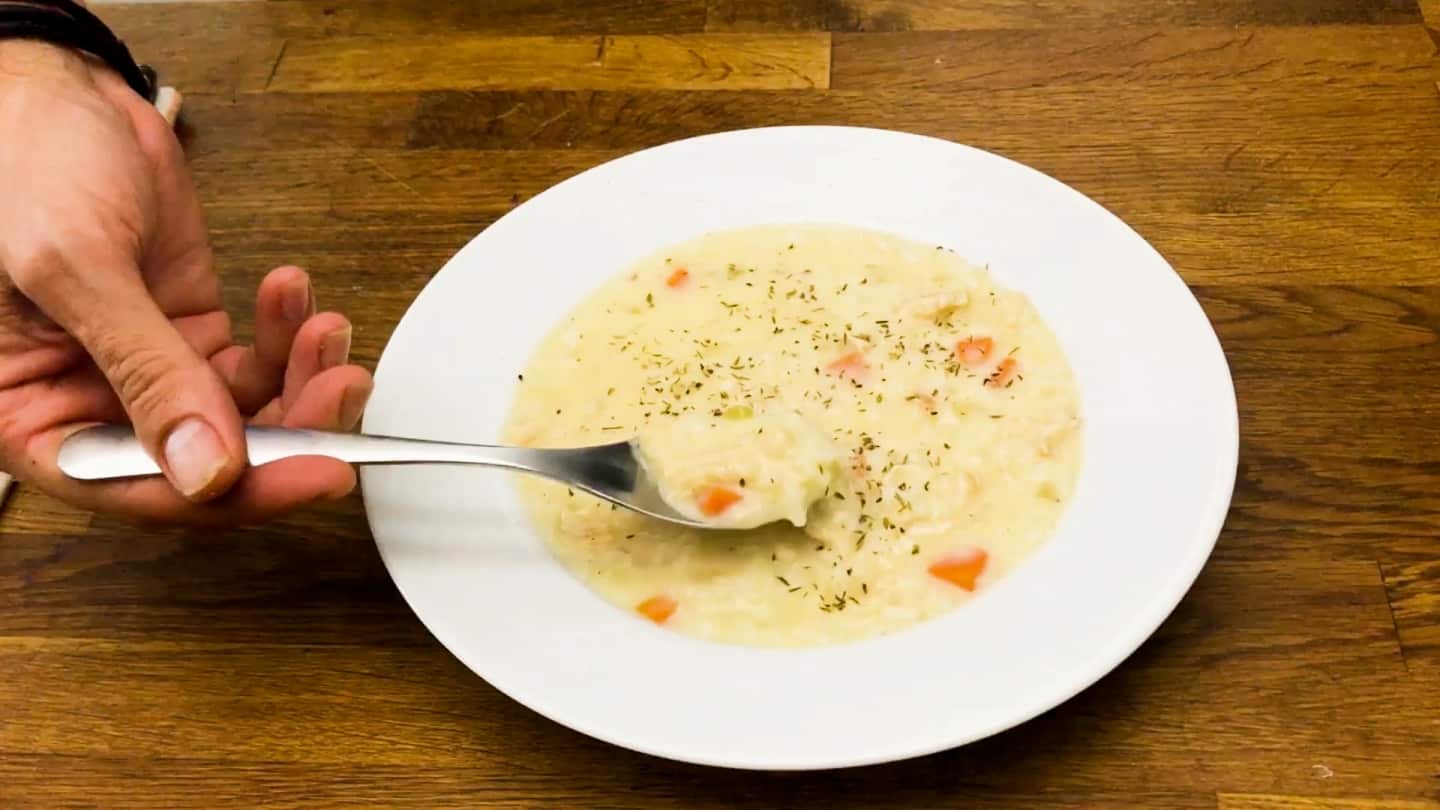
[3,1,1439,807]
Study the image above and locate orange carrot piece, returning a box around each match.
[697,485,743,517]
[666,268,691,288]
[984,356,1019,388]
[955,336,995,367]
[928,548,989,591]
[826,350,868,380]
[637,595,678,624]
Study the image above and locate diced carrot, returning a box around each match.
[928,547,989,591]
[636,595,678,624]
[666,268,691,288]
[826,350,868,381]
[696,485,743,517]
[984,356,1019,388]
[955,336,995,367]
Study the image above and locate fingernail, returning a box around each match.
[163,418,228,498]
[339,380,373,429]
[282,276,312,323]
[320,326,352,369]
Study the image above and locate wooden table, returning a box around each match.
[3,1,1439,806]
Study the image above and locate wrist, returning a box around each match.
[0,3,153,99]
[0,38,82,78]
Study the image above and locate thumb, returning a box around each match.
[17,257,246,500]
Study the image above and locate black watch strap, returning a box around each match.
[0,0,156,101]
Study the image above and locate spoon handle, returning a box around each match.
[57,424,548,481]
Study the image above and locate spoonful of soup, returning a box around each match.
[633,409,842,529]
[56,416,841,530]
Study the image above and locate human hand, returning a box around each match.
[0,40,373,524]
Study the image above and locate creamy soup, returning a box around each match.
[634,409,842,529]
[505,225,1082,647]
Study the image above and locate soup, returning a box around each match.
[505,225,1082,647]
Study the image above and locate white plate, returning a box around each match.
[362,126,1238,770]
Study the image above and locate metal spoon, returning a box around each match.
[56,424,709,528]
